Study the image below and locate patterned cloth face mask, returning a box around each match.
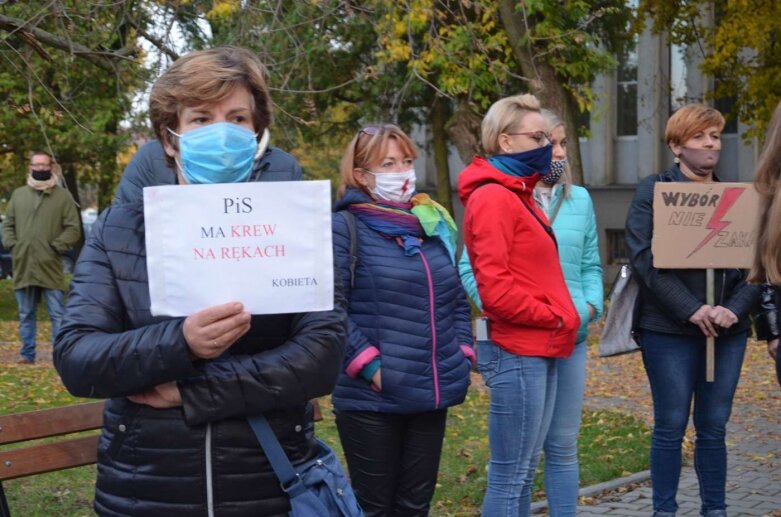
[542,159,567,185]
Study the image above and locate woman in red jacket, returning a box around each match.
[457,93,580,516]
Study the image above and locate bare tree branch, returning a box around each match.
[127,17,180,61]
[0,13,137,71]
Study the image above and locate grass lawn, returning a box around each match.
[0,278,650,516]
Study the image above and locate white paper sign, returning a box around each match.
[144,181,334,316]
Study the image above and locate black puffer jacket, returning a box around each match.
[53,202,347,516]
[625,165,760,336]
[113,139,304,204]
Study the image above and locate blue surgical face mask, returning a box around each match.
[168,122,258,184]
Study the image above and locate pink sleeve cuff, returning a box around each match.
[461,344,476,365]
[346,346,381,379]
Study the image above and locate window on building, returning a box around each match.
[670,43,688,112]
[577,109,591,138]
[713,86,738,134]
[616,40,638,136]
[606,229,630,265]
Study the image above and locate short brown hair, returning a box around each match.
[481,94,542,155]
[337,124,418,197]
[665,104,725,146]
[149,46,272,165]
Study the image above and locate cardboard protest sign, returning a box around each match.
[652,182,759,269]
[144,181,333,316]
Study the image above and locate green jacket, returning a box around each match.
[2,184,81,290]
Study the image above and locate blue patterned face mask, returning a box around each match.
[168,122,258,184]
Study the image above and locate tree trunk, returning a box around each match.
[431,97,454,212]
[59,161,85,258]
[445,96,483,165]
[496,0,584,185]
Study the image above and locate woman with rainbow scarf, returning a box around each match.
[330,124,475,516]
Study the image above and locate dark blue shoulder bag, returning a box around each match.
[248,414,363,517]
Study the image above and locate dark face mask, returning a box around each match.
[677,147,720,177]
[31,169,53,181]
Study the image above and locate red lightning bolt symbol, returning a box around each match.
[686,187,744,258]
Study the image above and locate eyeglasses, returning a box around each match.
[504,131,550,145]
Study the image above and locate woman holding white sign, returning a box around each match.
[54,46,350,516]
[330,124,475,516]
[625,103,761,517]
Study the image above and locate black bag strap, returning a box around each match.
[520,198,558,249]
[338,210,358,288]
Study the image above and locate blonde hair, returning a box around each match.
[750,101,781,283]
[149,46,272,166]
[665,104,725,146]
[540,108,571,198]
[481,94,542,156]
[337,124,418,197]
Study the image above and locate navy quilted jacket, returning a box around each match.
[330,188,474,414]
[53,202,347,516]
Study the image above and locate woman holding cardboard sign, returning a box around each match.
[54,47,351,516]
[625,103,760,517]
[330,124,475,516]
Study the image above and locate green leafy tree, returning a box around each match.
[641,0,781,139]
[371,0,635,184]
[0,0,149,211]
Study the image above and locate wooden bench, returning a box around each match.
[0,401,105,517]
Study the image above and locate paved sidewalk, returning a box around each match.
[572,346,781,516]
[575,414,781,515]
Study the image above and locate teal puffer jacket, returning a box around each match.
[459,184,603,344]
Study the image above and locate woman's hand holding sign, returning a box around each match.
[129,303,251,409]
[689,304,718,337]
[708,305,738,329]
[183,302,252,359]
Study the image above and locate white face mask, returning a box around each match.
[365,168,416,202]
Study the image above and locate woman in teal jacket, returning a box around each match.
[460,109,603,516]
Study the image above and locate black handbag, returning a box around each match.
[247,414,364,517]
[599,264,641,357]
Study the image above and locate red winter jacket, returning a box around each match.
[458,157,580,358]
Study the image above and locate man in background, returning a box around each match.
[2,151,81,364]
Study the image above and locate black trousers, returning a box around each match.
[334,409,448,517]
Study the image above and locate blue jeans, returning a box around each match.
[542,340,587,517]
[476,340,557,517]
[15,286,64,361]
[641,330,747,516]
